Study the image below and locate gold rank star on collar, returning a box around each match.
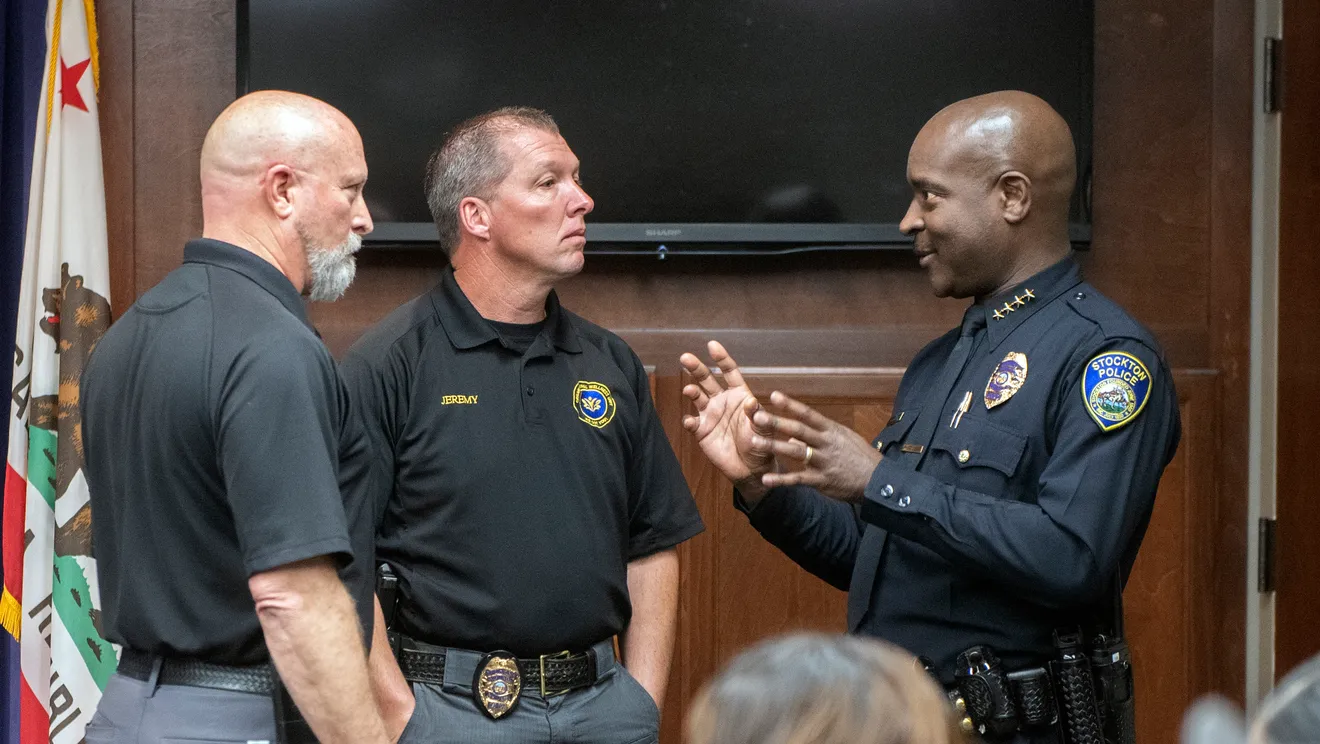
[990,289,1036,321]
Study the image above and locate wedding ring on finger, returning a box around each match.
[804,445,814,466]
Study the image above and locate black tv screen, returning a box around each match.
[239,2,1092,249]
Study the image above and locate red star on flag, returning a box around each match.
[60,57,91,112]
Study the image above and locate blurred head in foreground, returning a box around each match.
[1252,654,1320,744]
[686,633,967,744]
[1181,653,1320,744]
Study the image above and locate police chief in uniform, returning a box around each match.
[681,92,1181,744]
[80,92,387,744]
[342,107,703,743]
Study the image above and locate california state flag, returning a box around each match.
[2,0,117,741]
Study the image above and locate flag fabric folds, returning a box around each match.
[3,1,115,740]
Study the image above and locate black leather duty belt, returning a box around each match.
[117,649,275,695]
[398,645,599,698]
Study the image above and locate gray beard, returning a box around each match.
[303,230,361,302]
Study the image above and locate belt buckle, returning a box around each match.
[539,650,573,698]
[473,651,522,720]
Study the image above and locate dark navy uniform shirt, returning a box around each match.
[742,257,1180,682]
[81,239,377,665]
[341,266,703,657]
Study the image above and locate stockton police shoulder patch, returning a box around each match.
[1082,351,1152,432]
[574,381,616,429]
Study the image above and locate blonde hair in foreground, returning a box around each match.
[686,633,968,744]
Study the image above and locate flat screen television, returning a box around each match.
[238,2,1093,253]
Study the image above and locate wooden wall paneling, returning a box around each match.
[1090,0,1214,339]
[659,372,721,744]
[658,370,897,743]
[99,0,134,316]
[1125,372,1219,744]
[308,249,443,357]
[1091,0,1253,698]
[1206,0,1255,697]
[133,0,236,294]
[558,253,961,366]
[651,374,691,743]
[616,327,1211,375]
[1274,0,1320,682]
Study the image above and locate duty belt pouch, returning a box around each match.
[272,673,317,744]
[1090,634,1137,744]
[1007,667,1058,729]
[1051,629,1104,744]
[953,646,1019,739]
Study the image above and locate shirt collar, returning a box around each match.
[979,255,1083,348]
[430,265,582,354]
[182,238,313,330]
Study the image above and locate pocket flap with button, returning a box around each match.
[930,415,1027,477]
[872,407,921,454]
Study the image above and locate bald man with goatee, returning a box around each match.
[682,92,1181,744]
[80,91,387,743]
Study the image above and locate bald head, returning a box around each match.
[201,90,358,187]
[900,92,1077,300]
[199,90,372,300]
[913,91,1077,222]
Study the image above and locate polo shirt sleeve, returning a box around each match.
[339,346,404,531]
[216,331,352,575]
[624,351,704,559]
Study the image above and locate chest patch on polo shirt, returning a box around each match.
[574,381,616,429]
[1082,351,1152,432]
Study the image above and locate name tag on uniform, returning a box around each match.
[900,443,925,454]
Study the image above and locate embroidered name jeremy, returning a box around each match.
[441,395,479,405]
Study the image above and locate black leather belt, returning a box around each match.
[398,645,598,697]
[117,649,275,695]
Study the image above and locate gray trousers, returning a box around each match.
[84,665,276,743]
[398,640,659,744]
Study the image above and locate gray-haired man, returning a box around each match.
[343,107,703,743]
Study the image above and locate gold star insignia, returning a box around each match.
[1001,302,1015,315]
[1023,289,1036,300]
[992,309,1005,321]
[1011,296,1025,308]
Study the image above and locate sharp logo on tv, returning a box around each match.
[646,229,683,237]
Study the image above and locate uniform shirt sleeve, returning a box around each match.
[738,485,861,591]
[339,347,404,531]
[624,351,704,559]
[216,331,352,575]
[859,337,1181,608]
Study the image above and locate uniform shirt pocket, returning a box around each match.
[873,407,921,455]
[928,415,1028,495]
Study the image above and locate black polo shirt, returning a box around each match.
[81,239,376,666]
[342,266,703,657]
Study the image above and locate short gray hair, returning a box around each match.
[424,107,560,256]
[686,633,967,744]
